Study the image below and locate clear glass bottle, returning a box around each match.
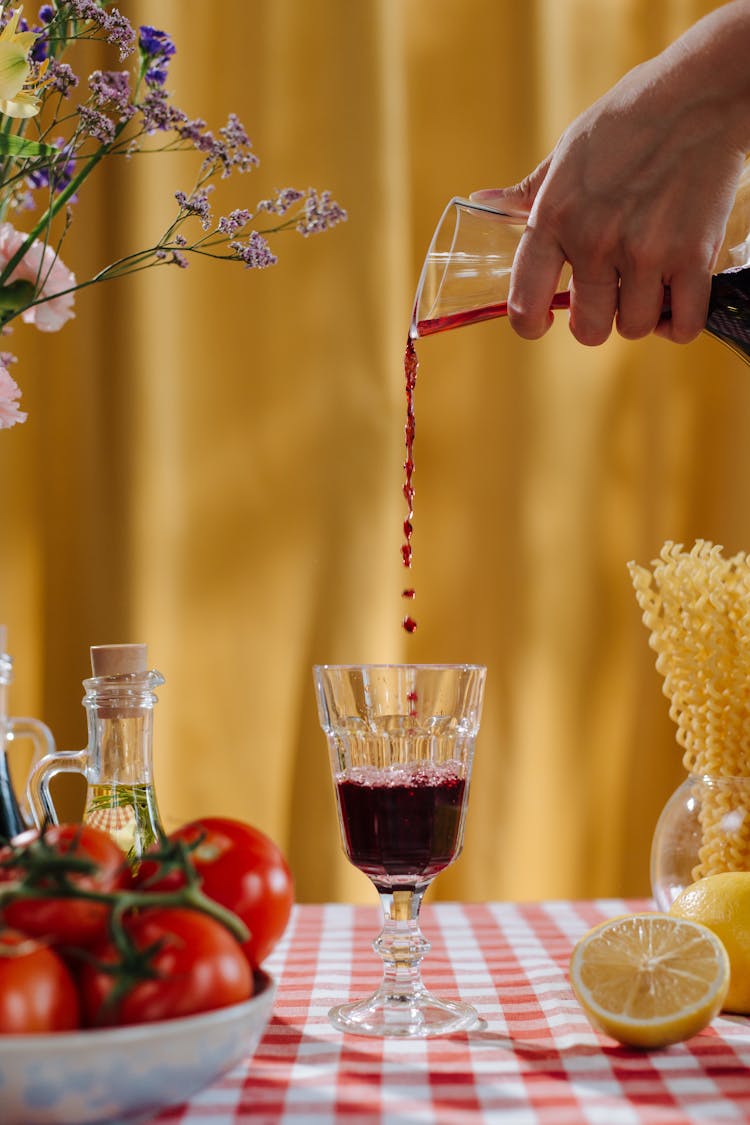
[28,643,165,863]
[0,624,55,837]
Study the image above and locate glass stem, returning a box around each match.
[374,886,431,999]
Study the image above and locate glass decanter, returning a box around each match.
[27,643,164,863]
[0,624,55,837]
[412,175,750,363]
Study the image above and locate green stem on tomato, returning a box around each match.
[0,880,250,944]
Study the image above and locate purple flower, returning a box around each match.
[175,116,208,146]
[218,209,251,237]
[78,105,116,145]
[139,87,187,134]
[156,246,188,268]
[257,188,304,216]
[67,1,135,58]
[30,34,48,63]
[89,70,136,120]
[199,114,258,178]
[139,26,176,87]
[139,26,175,60]
[230,231,277,270]
[47,60,79,97]
[296,189,347,236]
[175,187,213,229]
[38,5,55,23]
[26,139,76,198]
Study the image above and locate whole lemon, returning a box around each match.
[670,872,750,1013]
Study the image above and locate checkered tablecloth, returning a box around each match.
[150,900,750,1124]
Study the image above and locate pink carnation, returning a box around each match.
[0,366,26,428]
[0,222,76,332]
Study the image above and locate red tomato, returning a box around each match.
[0,823,132,946]
[139,817,293,967]
[80,907,253,1026]
[0,929,80,1032]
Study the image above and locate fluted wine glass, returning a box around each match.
[314,663,486,1038]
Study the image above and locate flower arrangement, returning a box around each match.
[0,1,347,428]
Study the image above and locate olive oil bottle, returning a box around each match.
[28,643,165,864]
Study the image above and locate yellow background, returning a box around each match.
[0,0,746,904]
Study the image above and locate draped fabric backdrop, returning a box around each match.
[0,0,745,904]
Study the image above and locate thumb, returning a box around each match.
[469,156,552,215]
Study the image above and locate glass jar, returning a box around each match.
[651,773,750,910]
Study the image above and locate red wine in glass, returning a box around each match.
[335,762,467,889]
[314,663,486,1038]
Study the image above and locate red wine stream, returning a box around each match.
[401,336,418,633]
[401,266,750,631]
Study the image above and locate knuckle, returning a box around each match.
[506,299,551,339]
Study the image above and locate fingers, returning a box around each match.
[616,270,666,340]
[470,158,551,215]
[506,228,566,339]
[567,273,620,346]
[653,269,712,345]
[469,177,715,346]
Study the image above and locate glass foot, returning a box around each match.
[328,987,481,1038]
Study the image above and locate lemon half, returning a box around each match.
[570,912,729,1048]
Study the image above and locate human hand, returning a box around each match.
[473,3,750,348]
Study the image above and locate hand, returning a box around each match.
[473,2,750,348]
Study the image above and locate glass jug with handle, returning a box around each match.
[27,642,165,863]
[0,624,56,837]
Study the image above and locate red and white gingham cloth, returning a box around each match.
[149,900,750,1124]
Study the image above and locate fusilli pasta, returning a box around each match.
[629,540,750,880]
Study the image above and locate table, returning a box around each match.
[149,900,750,1124]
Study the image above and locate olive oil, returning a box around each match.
[84,782,162,862]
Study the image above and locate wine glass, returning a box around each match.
[313,663,486,1038]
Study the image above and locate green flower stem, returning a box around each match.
[0,118,130,289]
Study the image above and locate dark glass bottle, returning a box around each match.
[705,267,750,362]
[0,626,55,838]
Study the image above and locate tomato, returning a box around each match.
[139,817,294,967]
[0,929,80,1033]
[0,823,132,946]
[80,906,253,1026]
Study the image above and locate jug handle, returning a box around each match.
[6,717,56,829]
[26,746,87,830]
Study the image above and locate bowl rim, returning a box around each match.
[0,968,275,1052]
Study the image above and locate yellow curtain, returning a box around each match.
[0,0,744,904]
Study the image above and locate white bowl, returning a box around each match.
[0,970,276,1125]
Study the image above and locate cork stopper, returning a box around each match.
[90,644,147,677]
